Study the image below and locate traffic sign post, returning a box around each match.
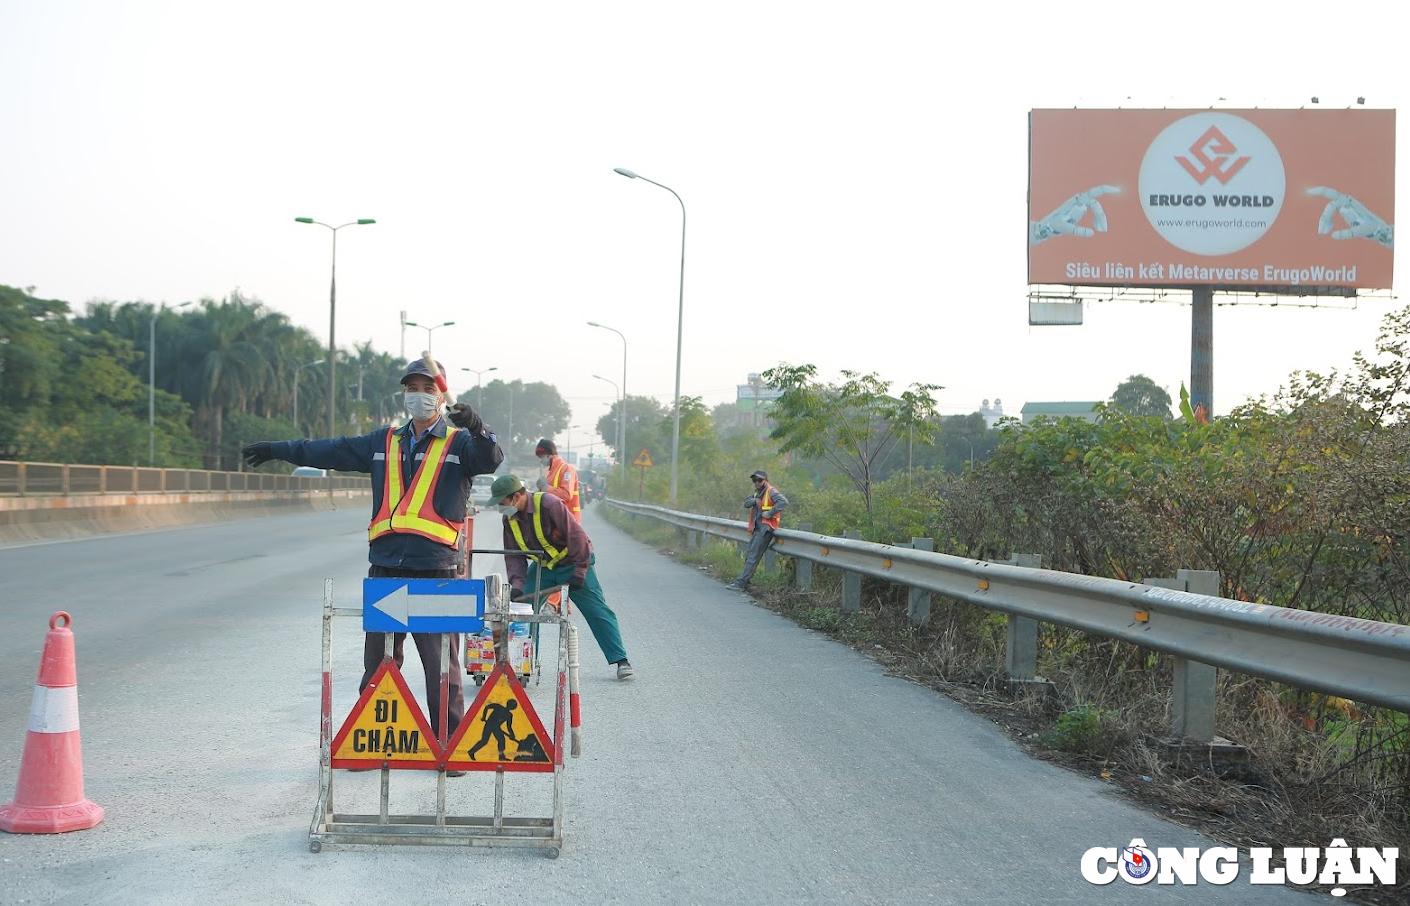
[309,567,578,855]
[632,448,653,500]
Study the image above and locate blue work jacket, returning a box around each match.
[271,418,503,570]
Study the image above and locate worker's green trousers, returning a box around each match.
[526,554,628,665]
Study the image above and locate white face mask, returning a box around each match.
[404,392,441,420]
[538,455,552,466]
[497,503,518,517]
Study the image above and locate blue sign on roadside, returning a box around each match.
[363,578,486,633]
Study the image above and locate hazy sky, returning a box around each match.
[1,0,1403,438]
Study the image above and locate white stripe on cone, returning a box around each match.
[27,685,80,734]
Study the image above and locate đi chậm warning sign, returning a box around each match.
[443,663,555,772]
[330,661,442,769]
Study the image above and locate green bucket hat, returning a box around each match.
[489,474,525,502]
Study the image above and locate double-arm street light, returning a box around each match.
[294,216,375,439]
[460,366,497,410]
[148,301,193,464]
[292,359,325,434]
[587,320,627,479]
[613,168,685,503]
[404,319,455,353]
[591,374,622,477]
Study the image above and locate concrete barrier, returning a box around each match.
[0,488,371,544]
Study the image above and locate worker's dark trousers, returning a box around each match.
[736,527,776,586]
[360,566,465,739]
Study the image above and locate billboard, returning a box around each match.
[1028,109,1395,290]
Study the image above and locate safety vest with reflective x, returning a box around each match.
[367,426,462,547]
[507,493,569,568]
[546,457,582,522]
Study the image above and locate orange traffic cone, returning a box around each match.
[0,611,104,834]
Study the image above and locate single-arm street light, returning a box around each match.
[294,216,375,440]
[404,319,456,353]
[292,358,325,435]
[148,300,192,465]
[460,366,498,410]
[613,168,686,504]
[591,373,621,476]
[587,320,628,480]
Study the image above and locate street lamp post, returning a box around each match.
[614,168,686,504]
[292,359,325,435]
[294,216,375,441]
[565,425,581,457]
[460,366,498,410]
[148,301,192,465]
[587,321,628,480]
[404,319,456,353]
[591,373,621,476]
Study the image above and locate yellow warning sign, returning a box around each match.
[330,661,442,770]
[444,663,555,772]
[632,448,654,468]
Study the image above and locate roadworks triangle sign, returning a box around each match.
[444,662,556,772]
[632,448,653,468]
[331,660,443,770]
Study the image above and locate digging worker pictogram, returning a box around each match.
[468,699,519,761]
[241,353,503,744]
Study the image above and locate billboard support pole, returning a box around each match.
[1190,286,1214,418]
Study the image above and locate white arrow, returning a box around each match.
[372,584,481,629]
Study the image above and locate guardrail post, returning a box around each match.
[131,467,139,494]
[794,523,813,592]
[99,466,107,494]
[160,469,167,493]
[1170,569,1219,743]
[61,464,70,497]
[907,537,933,626]
[841,529,861,613]
[1004,554,1043,681]
[17,462,26,497]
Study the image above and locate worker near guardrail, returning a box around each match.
[240,354,503,742]
[728,470,789,591]
[490,473,634,680]
[534,438,582,523]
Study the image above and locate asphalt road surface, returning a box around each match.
[0,507,1323,904]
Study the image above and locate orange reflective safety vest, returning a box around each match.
[748,486,781,533]
[546,456,582,522]
[367,426,463,547]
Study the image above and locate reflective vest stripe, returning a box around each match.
[750,486,781,532]
[548,459,582,518]
[368,427,462,546]
[507,493,568,568]
[367,429,402,539]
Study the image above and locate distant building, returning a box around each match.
[979,398,1005,429]
[1020,401,1102,424]
[735,373,783,429]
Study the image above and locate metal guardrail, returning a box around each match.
[0,460,367,497]
[606,499,1410,714]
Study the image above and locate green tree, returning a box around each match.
[763,364,938,512]
[594,395,668,464]
[468,379,570,463]
[1109,374,1173,419]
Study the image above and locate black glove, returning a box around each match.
[743,496,757,508]
[447,403,484,433]
[242,442,274,468]
[510,586,527,603]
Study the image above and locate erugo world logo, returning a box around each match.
[1139,112,1286,256]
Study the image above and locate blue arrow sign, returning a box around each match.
[363,578,486,633]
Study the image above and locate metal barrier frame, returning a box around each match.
[607,499,1410,714]
[309,573,573,855]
